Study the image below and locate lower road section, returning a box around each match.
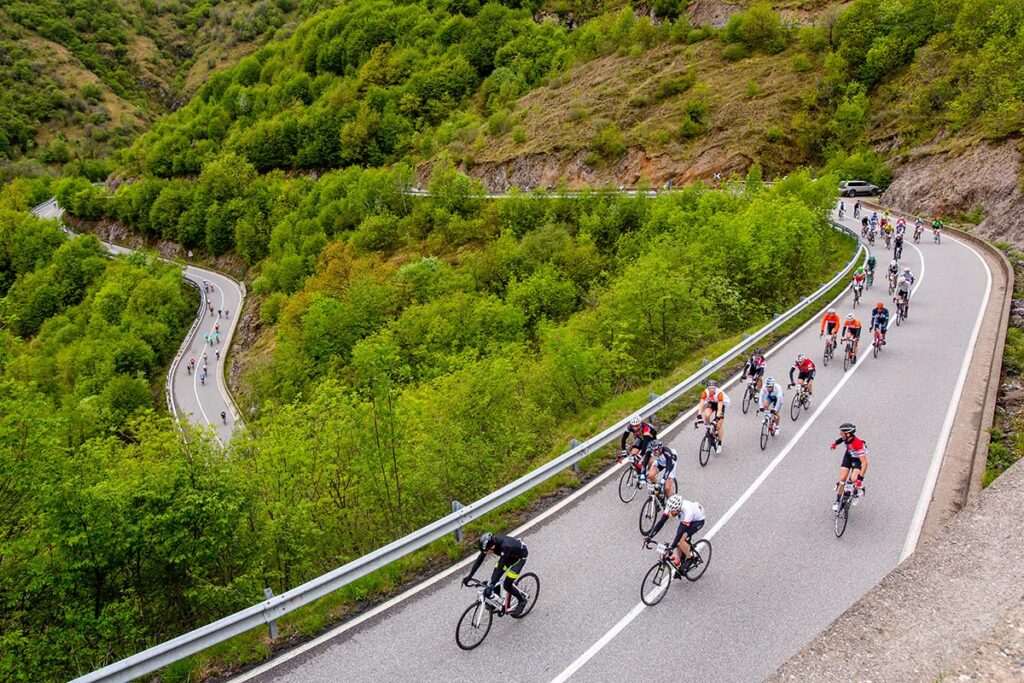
[31,199,244,442]
[238,208,993,682]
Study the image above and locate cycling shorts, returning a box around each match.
[746,364,765,378]
[706,403,726,418]
[824,321,838,335]
[846,328,862,339]
[841,452,863,471]
[797,369,815,381]
[678,519,704,542]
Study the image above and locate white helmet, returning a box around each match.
[890,259,898,267]
[796,353,805,363]
[846,312,855,321]
[765,376,776,389]
[903,267,911,273]
[666,495,683,513]
[828,307,836,315]
[629,414,642,427]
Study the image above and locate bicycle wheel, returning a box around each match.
[639,497,660,536]
[896,309,903,326]
[790,392,802,422]
[834,496,850,538]
[640,561,672,606]
[683,539,712,582]
[509,573,539,619]
[618,467,639,503]
[843,347,852,371]
[456,602,493,650]
[873,338,880,358]
[741,385,753,414]
[759,420,769,451]
[822,342,830,366]
[698,433,712,467]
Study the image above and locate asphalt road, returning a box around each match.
[30,199,244,442]
[237,208,991,683]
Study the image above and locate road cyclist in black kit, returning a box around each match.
[618,413,659,475]
[463,532,531,617]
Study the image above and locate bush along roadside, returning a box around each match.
[987,245,1024,486]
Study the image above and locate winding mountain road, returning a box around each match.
[30,199,244,442]
[234,207,993,683]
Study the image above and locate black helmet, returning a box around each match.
[706,379,718,388]
[649,440,664,453]
[478,532,493,551]
[839,422,856,435]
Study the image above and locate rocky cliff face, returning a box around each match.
[883,141,1024,244]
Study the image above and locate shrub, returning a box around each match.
[722,42,749,61]
[592,122,627,160]
[792,53,814,73]
[653,71,696,102]
[512,125,526,144]
[765,125,784,143]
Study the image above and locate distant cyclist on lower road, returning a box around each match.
[464,533,529,616]
[830,423,869,510]
[620,413,659,473]
[643,495,706,573]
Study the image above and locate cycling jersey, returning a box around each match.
[466,535,529,602]
[833,436,867,469]
[852,273,866,286]
[620,422,658,451]
[896,277,912,294]
[655,447,678,479]
[842,319,862,338]
[742,354,766,378]
[648,501,706,550]
[759,386,783,409]
[821,312,841,334]
[790,358,816,384]
[870,308,890,330]
[701,388,731,406]
[865,256,877,271]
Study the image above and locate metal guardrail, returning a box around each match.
[72,218,865,683]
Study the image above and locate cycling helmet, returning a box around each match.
[846,312,855,320]
[839,422,856,435]
[875,302,884,310]
[765,376,776,389]
[903,267,911,273]
[649,440,664,453]
[666,495,683,513]
[478,532,493,551]
[629,414,642,427]
[890,259,898,267]
[754,348,763,356]
[796,353,805,362]
[706,379,718,388]
[828,307,836,315]
[856,267,863,275]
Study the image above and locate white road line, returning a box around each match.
[233,222,866,683]
[900,235,991,561]
[551,336,874,683]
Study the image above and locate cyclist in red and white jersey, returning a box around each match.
[697,380,730,454]
[788,354,816,395]
[829,423,869,510]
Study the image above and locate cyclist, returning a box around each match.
[851,268,866,302]
[697,380,730,454]
[894,216,907,236]
[870,301,890,346]
[913,217,924,242]
[643,495,706,572]
[740,348,767,391]
[829,423,869,510]
[932,215,943,241]
[860,216,870,237]
[758,376,783,435]
[220,410,227,424]
[619,414,659,472]
[842,312,862,362]
[838,201,845,220]
[464,533,529,616]
[895,274,913,317]
[820,307,841,342]
[893,230,904,260]
[853,200,861,219]
[865,253,877,285]
[646,440,678,497]
[870,211,879,230]
[788,353,816,396]
[887,259,900,290]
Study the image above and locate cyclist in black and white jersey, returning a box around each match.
[644,495,706,572]
[464,533,529,616]
[645,440,678,497]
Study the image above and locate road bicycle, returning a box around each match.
[865,269,874,289]
[933,228,942,244]
[758,408,779,450]
[639,478,678,536]
[871,327,885,358]
[695,418,720,467]
[639,538,712,606]
[617,451,648,503]
[894,296,908,326]
[883,230,892,249]
[887,272,897,296]
[740,377,759,414]
[822,333,837,367]
[913,225,923,243]
[789,382,811,421]
[833,478,863,538]
[456,573,540,650]
[851,283,863,308]
[893,242,903,260]
[842,336,857,371]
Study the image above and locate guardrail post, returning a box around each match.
[648,392,659,402]
[570,439,581,472]
[263,588,279,639]
[451,501,464,542]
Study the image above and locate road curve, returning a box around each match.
[30,198,245,442]
[235,207,993,683]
